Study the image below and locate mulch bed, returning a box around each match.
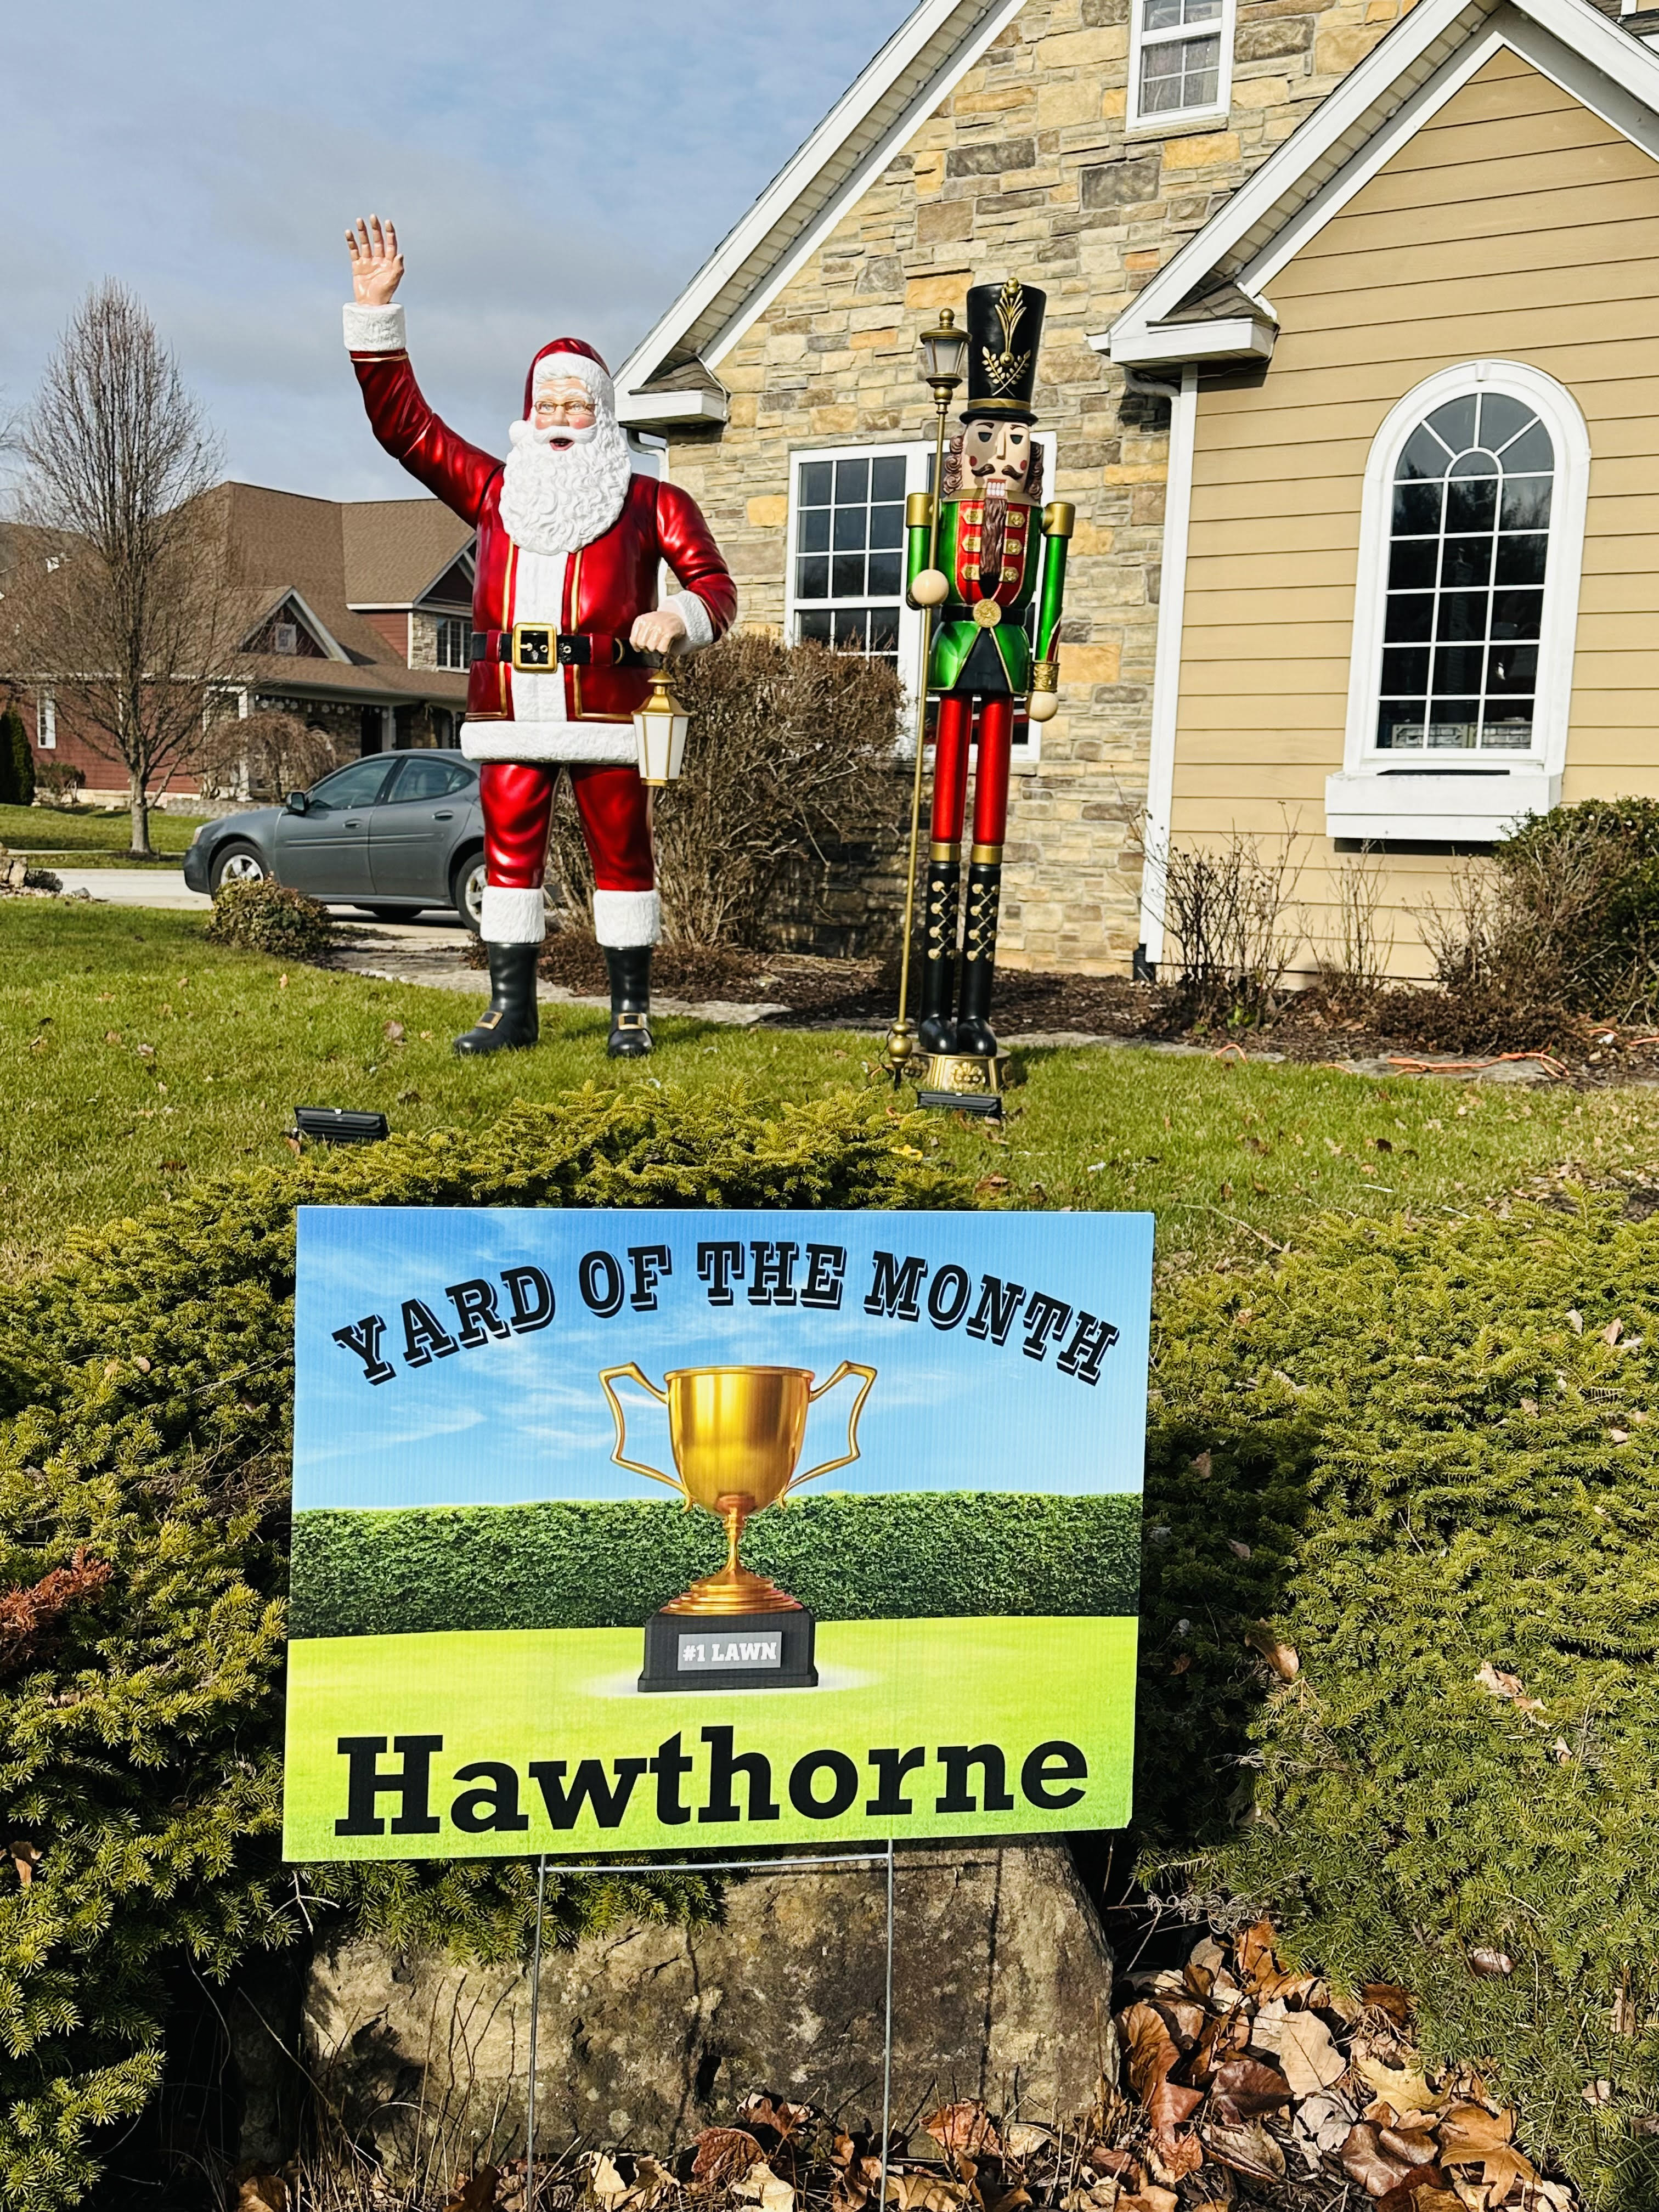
[469,934,1659,1078]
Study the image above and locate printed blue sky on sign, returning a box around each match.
[293,1207,1153,1513]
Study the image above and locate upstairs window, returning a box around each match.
[1378,392,1554,755]
[435,615,471,670]
[1130,0,1235,128]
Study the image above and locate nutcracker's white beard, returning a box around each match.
[498,414,633,556]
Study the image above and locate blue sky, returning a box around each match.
[294,1207,1154,1512]
[6,1,917,499]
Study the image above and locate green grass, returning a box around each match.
[5,900,1659,1274]
[289,1493,1144,1638]
[0,802,207,861]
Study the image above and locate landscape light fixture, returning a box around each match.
[294,1107,391,1145]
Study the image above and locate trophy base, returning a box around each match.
[640,1607,818,1693]
[914,1049,1015,1118]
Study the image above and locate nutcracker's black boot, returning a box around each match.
[955,855,1003,1058]
[917,846,962,1055]
[453,941,540,1054]
[605,946,653,1058]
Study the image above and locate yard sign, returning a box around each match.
[283,1206,1152,1859]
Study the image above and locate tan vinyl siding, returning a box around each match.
[1169,45,1659,976]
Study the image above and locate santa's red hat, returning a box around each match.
[523,338,614,419]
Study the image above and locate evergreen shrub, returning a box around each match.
[0,708,27,806]
[203,877,333,959]
[1138,1191,1659,2208]
[0,1088,973,2209]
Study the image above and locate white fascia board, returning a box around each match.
[1099,0,1659,359]
[1108,315,1276,367]
[1097,0,1496,354]
[613,0,1024,410]
[616,386,732,430]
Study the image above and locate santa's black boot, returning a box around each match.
[453,941,541,1054]
[917,848,961,1056]
[605,946,653,1058]
[955,857,1003,1058]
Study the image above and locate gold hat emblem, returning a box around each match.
[983,278,1032,396]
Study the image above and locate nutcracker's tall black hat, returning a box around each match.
[960,278,1046,425]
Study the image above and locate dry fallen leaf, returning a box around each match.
[1243,1624,1300,1680]
[443,2169,499,2212]
[1468,1948,1514,1978]
[1233,1919,1319,2000]
[733,2160,797,2212]
[1362,1982,1413,2028]
[1118,2001,1205,2141]
[925,2103,1002,2163]
[1357,2055,1442,2114]
[589,2155,635,2211]
[236,2180,289,2212]
[1582,2080,1615,2108]
[1209,2054,1293,2125]
[1435,2102,1538,2200]
[741,2094,814,2145]
[1201,2115,1285,2182]
[1003,2125,1051,2159]
[884,2177,969,2212]
[1341,2124,1427,2197]
[694,2132,767,2188]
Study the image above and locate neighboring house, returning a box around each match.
[13,483,475,803]
[615,0,1659,978]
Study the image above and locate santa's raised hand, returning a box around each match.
[347,215,403,306]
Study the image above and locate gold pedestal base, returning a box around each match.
[911,1049,1015,1117]
[658,1493,804,1616]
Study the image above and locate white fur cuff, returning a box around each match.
[593,888,661,948]
[663,590,716,651]
[462,723,637,766]
[343,302,407,352]
[479,886,548,944]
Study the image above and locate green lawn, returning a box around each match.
[0,801,207,862]
[5,902,1657,1275]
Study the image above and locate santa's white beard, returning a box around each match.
[497,414,633,556]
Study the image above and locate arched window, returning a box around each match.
[1340,363,1588,805]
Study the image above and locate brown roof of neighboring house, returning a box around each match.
[211,482,473,692]
[340,496,476,607]
[242,653,469,704]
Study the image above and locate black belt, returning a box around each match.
[470,626,647,671]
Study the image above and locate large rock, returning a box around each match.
[305,1842,1116,2180]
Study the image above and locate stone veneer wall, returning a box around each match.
[661,0,1412,972]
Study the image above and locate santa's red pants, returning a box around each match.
[929,693,1014,845]
[481,760,654,890]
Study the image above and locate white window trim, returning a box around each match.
[1128,0,1236,137]
[36,690,57,749]
[1328,360,1589,843]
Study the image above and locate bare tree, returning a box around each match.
[3,283,247,854]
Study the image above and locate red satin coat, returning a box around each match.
[350,350,737,723]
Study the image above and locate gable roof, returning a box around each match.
[340,497,475,608]
[613,0,1027,426]
[1099,0,1659,369]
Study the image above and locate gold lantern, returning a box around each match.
[633,668,689,786]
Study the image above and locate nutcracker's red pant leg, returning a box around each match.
[971,696,1014,849]
[570,764,660,949]
[930,694,973,843]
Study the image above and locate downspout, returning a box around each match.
[1128,363,1198,980]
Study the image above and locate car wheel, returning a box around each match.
[210,842,268,891]
[452,851,486,933]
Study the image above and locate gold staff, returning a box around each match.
[886,308,969,1082]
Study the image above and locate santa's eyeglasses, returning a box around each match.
[532,393,597,423]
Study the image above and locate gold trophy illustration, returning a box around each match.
[599,1361,876,1691]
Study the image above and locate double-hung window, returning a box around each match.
[788,445,927,675]
[1129,0,1235,129]
[435,615,470,670]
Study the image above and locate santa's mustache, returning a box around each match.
[509,416,599,454]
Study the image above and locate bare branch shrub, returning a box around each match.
[1,283,247,854]
[1311,853,1393,1001]
[1152,827,1305,1026]
[547,632,906,945]
[196,708,342,802]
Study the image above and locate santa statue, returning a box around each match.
[342,215,737,1057]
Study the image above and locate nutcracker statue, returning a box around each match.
[341,216,737,1058]
[896,279,1072,1112]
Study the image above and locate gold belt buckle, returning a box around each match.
[511,624,554,669]
[972,598,1002,628]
